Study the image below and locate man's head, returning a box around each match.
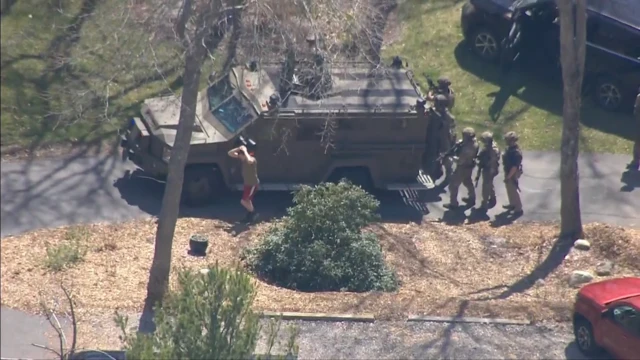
[462,127,476,141]
[480,131,493,146]
[504,131,519,146]
[437,76,451,90]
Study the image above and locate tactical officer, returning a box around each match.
[627,87,640,171]
[476,131,501,210]
[444,127,479,209]
[434,94,456,175]
[427,76,455,111]
[502,131,523,215]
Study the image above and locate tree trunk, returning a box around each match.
[144,47,205,309]
[557,0,586,239]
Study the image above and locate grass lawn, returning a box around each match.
[384,0,635,153]
[1,0,635,153]
[0,0,186,149]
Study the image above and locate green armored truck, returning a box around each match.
[120,58,441,207]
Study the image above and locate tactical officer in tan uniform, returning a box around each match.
[476,131,501,210]
[444,127,479,209]
[627,87,640,171]
[502,131,523,215]
[434,94,457,175]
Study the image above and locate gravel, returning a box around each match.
[256,320,612,360]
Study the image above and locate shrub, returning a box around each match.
[44,226,88,271]
[245,181,398,292]
[116,265,298,359]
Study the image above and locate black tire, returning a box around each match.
[328,167,374,193]
[573,316,601,356]
[182,165,226,207]
[593,76,625,112]
[468,27,502,62]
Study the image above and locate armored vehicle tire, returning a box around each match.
[328,167,374,193]
[182,165,225,207]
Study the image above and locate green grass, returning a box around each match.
[383,0,635,153]
[1,0,634,153]
[0,0,185,148]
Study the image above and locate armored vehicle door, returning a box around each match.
[240,117,296,184]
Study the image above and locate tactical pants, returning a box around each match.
[504,174,522,211]
[481,171,497,207]
[449,166,475,206]
[439,129,456,174]
[632,139,640,167]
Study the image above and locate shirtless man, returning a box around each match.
[228,143,259,223]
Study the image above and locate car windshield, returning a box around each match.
[211,96,254,134]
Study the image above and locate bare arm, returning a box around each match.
[228,146,244,158]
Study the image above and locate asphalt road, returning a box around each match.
[0,313,611,360]
[257,320,613,360]
[1,151,639,238]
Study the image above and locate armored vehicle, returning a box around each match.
[120,58,441,207]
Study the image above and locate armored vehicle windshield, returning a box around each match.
[207,77,256,134]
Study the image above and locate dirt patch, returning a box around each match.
[2,219,639,348]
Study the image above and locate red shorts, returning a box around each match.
[242,185,258,201]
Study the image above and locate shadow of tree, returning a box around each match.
[453,41,635,141]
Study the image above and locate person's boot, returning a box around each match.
[512,209,524,217]
[488,197,497,209]
[242,211,254,223]
[443,202,459,209]
[462,196,476,206]
[627,160,639,171]
[502,205,515,210]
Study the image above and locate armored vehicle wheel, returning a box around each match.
[328,167,374,193]
[182,165,225,207]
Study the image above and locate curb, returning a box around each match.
[407,315,531,325]
[260,311,375,323]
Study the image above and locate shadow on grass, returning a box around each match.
[453,41,635,141]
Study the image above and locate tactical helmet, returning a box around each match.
[481,131,493,142]
[462,127,476,138]
[504,131,519,143]
[437,76,451,87]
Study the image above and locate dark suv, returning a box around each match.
[461,0,640,112]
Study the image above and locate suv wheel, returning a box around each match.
[182,165,225,207]
[573,317,601,356]
[469,27,501,62]
[594,76,624,111]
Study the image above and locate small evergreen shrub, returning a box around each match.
[245,181,398,292]
[44,226,88,271]
[116,265,298,359]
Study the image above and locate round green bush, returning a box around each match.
[245,181,398,292]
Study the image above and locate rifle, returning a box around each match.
[424,74,438,92]
[436,140,463,163]
[474,150,488,188]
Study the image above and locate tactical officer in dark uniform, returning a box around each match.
[502,131,523,215]
[427,76,455,111]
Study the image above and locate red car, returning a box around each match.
[573,277,640,359]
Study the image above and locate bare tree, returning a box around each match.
[557,0,586,239]
[144,0,241,310]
